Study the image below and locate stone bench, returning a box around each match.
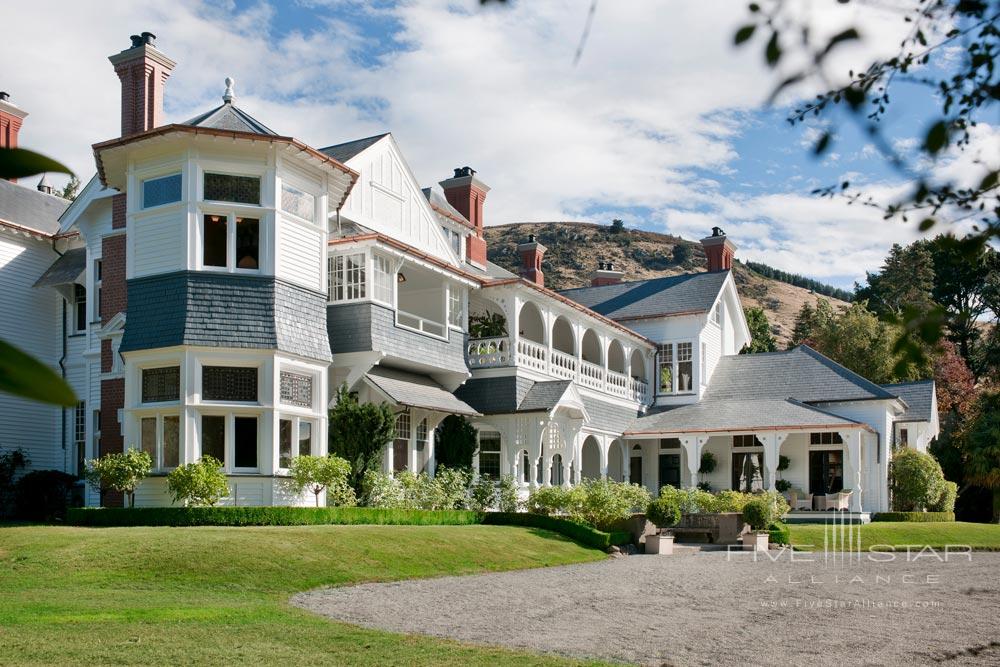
[672,512,748,545]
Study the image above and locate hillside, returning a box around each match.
[484,222,851,348]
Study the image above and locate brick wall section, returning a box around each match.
[99,378,125,507]
[99,199,127,506]
[101,233,126,324]
[100,338,113,374]
[112,58,169,136]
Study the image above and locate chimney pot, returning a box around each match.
[0,92,8,102]
[129,34,142,48]
[141,31,156,46]
[591,260,625,287]
[110,34,176,136]
[516,236,547,287]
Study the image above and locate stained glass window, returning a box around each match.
[279,372,313,408]
[204,172,260,205]
[281,182,315,221]
[142,366,180,403]
[142,173,182,208]
[202,366,258,402]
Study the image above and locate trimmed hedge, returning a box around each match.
[67,506,482,528]
[67,506,625,550]
[768,521,790,545]
[873,511,956,523]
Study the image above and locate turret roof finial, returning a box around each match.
[223,77,235,104]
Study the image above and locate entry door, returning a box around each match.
[393,438,408,472]
[630,455,643,486]
[658,453,680,489]
[731,452,763,492]
[809,450,844,495]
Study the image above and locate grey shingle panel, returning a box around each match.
[326,302,468,373]
[580,395,642,433]
[881,380,934,421]
[0,179,69,235]
[454,376,533,414]
[33,247,86,287]
[557,271,728,320]
[705,346,899,403]
[366,366,479,416]
[183,103,277,135]
[121,272,331,361]
[518,381,572,412]
[318,133,389,163]
[626,398,863,434]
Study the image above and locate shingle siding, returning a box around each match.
[121,271,331,361]
[581,395,641,433]
[455,376,534,414]
[328,302,466,373]
[558,271,728,320]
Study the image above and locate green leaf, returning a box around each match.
[765,32,782,66]
[918,217,936,231]
[0,148,73,180]
[813,131,832,155]
[734,24,756,45]
[923,120,949,154]
[978,170,998,191]
[0,339,78,407]
[821,28,860,57]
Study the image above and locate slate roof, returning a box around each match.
[557,270,729,320]
[454,376,534,414]
[33,247,86,287]
[0,179,69,235]
[517,381,573,412]
[882,380,935,422]
[626,399,866,435]
[422,187,470,224]
[366,366,479,416]
[183,102,277,135]
[318,133,389,163]
[705,345,900,404]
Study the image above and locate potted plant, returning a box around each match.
[645,496,681,555]
[740,497,774,551]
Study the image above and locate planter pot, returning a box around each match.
[743,531,770,552]
[646,532,674,555]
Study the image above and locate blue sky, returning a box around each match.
[3,0,995,289]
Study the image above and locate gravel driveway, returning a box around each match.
[293,549,1000,665]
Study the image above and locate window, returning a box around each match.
[201,214,260,271]
[713,302,722,326]
[142,173,182,208]
[233,416,258,469]
[733,434,763,448]
[657,342,695,395]
[202,366,258,402]
[478,431,501,479]
[203,214,228,267]
[279,417,313,469]
[700,342,707,385]
[73,284,87,332]
[142,366,180,403]
[416,419,428,472]
[94,260,102,323]
[899,428,909,447]
[372,254,393,304]
[393,413,410,473]
[204,172,260,205]
[201,415,226,462]
[141,414,180,469]
[299,421,312,459]
[659,438,680,450]
[448,286,463,329]
[280,182,315,222]
[810,432,844,446]
[279,419,293,469]
[521,451,530,484]
[74,402,86,476]
[279,371,313,408]
[328,253,367,302]
[442,226,461,256]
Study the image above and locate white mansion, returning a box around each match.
[0,35,938,513]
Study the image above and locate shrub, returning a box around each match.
[741,497,774,531]
[568,479,651,530]
[768,522,790,545]
[166,456,229,507]
[762,490,791,519]
[658,485,715,514]
[0,447,28,518]
[712,489,754,513]
[496,474,519,513]
[284,455,355,507]
[699,451,717,474]
[646,496,681,529]
[931,480,958,513]
[526,485,572,515]
[890,449,946,511]
[435,416,478,469]
[434,466,472,509]
[481,512,616,550]
[361,470,405,508]
[696,481,713,492]
[873,511,956,522]
[68,506,483,527]
[775,479,792,493]
[84,449,152,508]
[15,470,77,520]
[777,455,790,472]
[469,475,497,512]
[328,385,395,495]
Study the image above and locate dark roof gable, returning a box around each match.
[881,380,935,422]
[318,133,389,163]
[557,270,729,320]
[0,179,69,235]
[183,102,277,136]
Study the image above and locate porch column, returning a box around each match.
[599,436,609,480]
[679,435,709,489]
[840,430,864,512]
[761,431,789,491]
[384,442,394,474]
[562,458,572,488]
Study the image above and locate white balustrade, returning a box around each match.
[467,337,510,368]
[630,377,649,402]
[550,349,577,379]
[580,360,604,390]
[397,309,446,337]
[606,368,629,397]
[517,338,547,372]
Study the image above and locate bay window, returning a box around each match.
[448,286,464,329]
[372,254,393,304]
[657,342,694,395]
[328,253,366,302]
[139,414,181,469]
[199,413,259,471]
[278,416,315,469]
[204,172,260,205]
[201,213,260,271]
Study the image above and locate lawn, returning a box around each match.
[789,521,1000,551]
[0,524,607,666]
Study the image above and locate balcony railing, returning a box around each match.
[468,337,650,403]
[397,309,446,338]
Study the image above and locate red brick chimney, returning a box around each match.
[517,234,547,287]
[700,227,736,272]
[591,261,625,287]
[440,166,489,268]
[108,32,176,137]
[0,92,28,181]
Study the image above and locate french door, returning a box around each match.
[809,450,844,495]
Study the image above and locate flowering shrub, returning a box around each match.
[658,485,716,514]
[362,467,474,510]
[166,456,228,507]
[496,474,519,513]
[527,479,650,530]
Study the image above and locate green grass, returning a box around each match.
[789,521,1000,551]
[0,524,607,665]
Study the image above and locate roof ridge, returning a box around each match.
[557,269,728,294]
[318,132,390,153]
[880,379,935,387]
[785,397,867,426]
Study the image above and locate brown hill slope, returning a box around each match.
[484,222,851,348]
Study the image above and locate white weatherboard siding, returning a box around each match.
[813,399,894,512]
[276,216,324,292]
[0,232,63,471]
[131,210,186,278]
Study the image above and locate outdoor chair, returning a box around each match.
[787,489,812,511]
[820,490,851,511]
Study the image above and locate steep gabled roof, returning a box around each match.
[183,102,277,135]
[0,179,69,236]
[557,270,730,320]
[882,380,935,422]
[705,345,900,404]
[365,366,479,416]
[318,133,389,163]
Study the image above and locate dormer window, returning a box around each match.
[657,342,694,395]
